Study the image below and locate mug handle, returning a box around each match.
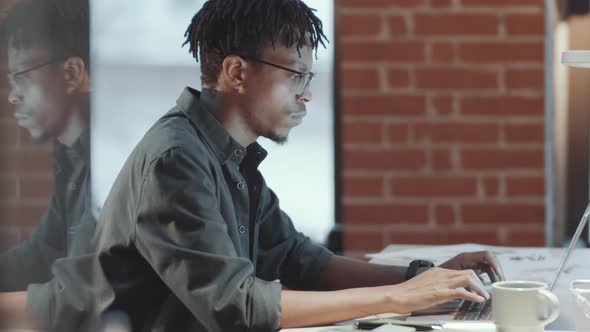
[537,289,560,325]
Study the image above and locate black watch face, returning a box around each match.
[416,260,434,267]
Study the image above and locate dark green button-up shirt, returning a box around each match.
[35,87,333,332]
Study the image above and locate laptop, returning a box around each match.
[405,201,590,322]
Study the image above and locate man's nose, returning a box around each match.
[297,88,312,103]
[7,85,23,105]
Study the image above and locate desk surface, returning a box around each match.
[281,325,570,332]
[367,243,590,332]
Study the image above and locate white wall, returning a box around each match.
[90,0,335,243]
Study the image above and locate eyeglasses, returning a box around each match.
[7,58,64,85]
[241,56,315,94]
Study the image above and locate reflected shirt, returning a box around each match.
[0,129,95,291]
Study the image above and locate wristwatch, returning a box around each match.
[405,259,435,280]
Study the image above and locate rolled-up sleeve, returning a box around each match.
[255,185,334,291]
[133,147,281,332]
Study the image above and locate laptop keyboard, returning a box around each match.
[454,299,492,320]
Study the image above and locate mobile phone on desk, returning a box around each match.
[354,319,443,331]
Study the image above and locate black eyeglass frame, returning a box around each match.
[7,57,67,81]
[239,55,315,94]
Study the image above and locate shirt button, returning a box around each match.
[238,225,246,234]
[234,149,243,156]
[237,182,245,190]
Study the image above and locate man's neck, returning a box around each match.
[204,88,257,147]
[213,109,257,147]
[56,94,90,147]
[57,108,88,147]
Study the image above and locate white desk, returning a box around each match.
[281,324,570,332]
[367,244,590,332]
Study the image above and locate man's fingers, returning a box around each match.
[483,251,506,281]
[465,275,490,300]
[447,270,489,300]
[453,288,486,303]
[461,251,506,282]
[475,262,498,283]
[436,288,486,304]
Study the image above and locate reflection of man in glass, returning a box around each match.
[42,0,502,330]
[0,0,92,328]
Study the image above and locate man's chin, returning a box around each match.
[264,132,289,145]
[28,131,52,144]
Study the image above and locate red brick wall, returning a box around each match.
[338,0,546,253]
[0,0,54,251]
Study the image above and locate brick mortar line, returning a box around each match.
[340,36,544,42]
[342,116,546,122]
[342,174,544,179]
[343,174,539,180]
[379,122,388,146]
[0,199,52,206]
[342,170,545,176]
[340,66,534,74]
[343,197,545,204]
[342,143,545,149]
[0,146,53,153]
[0,171,54,177]
[378,64,391,93]
[342,117,542,124]
[345,224,546,232]
[339,63,545,69]
[341,90,544,97]
[343,170,546,177]
[337,8,544,15]
[384,173,393,199]
[343,142,546,150]
[320,225,545,232]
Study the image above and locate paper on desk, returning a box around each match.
[372,324,415,332]
[368,243,492,266]
[442,322,496,332]
[367,243,588,286]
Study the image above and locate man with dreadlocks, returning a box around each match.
[30,0,503,330]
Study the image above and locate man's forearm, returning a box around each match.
[280,287,391,328]
[282,267,490,329]
[0,291,38,330]
[315,255,408,290]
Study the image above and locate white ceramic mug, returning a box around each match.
[571,280,590,332]
[492,281,560,332]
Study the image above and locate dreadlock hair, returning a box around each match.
[183,0,328,86]
[2,0,90,69]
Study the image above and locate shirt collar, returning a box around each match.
[54,127,90,170]
[176,87,268,166]
[243,142,268,170]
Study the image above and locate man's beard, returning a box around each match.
[246,111,289,145]
[264,132,288,145]
[28,129,53,144]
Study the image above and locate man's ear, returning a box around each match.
[221,55,247,91]
[62,56,90,94]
